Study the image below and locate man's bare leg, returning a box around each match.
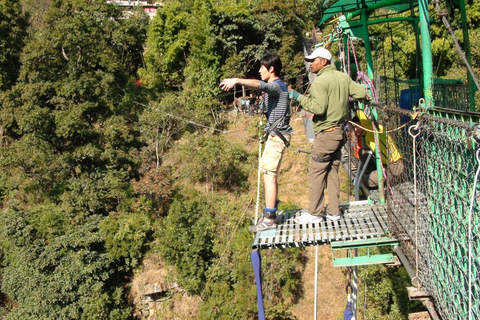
[263,173,277,222]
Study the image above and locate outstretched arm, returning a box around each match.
[220,78,261,91]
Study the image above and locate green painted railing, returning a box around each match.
[364,104,480,320]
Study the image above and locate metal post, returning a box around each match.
[458,0,477,111]
[418,0,434,108]
[360,5,374,80]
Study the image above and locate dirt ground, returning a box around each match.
[290,246,348,320]
[277,113,352,320]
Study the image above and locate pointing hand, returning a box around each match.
[219,78,238,91]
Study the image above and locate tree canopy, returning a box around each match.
[1,0,479,318]
[0,0,28,91]
[0,0,150,318]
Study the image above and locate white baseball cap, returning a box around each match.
[305,47,332,61]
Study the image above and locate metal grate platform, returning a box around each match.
[252,201,391,250]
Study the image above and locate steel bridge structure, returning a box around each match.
[251,0,480,319]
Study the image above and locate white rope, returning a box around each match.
[348,114,420,134]
[468,148,480,320]
[408,123,421,286]
[254,120,263,224]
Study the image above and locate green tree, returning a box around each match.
[140,0,192,94]
[137,93,189,167]
[0,0,151,318]
[177,133,250,192]
[0,0,148,207]
[0,0,28,91]
[184,0,221,100]
[21,0,52,33]
[143,0,308,93]
[197,198,305,320]
[0,205,132,319]
[156,190,217,295]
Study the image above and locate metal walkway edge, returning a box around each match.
[252,200,392,250]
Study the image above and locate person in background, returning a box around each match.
[289,47,368,223]
[352,110,405,188]
[220,53,292,232]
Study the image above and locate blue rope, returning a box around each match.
[251,250,265,320]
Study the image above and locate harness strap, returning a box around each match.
[261,115,284,143]
[271,127,290,147]
[262,114,290,148]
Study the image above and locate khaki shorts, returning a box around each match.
[260,134,291,175]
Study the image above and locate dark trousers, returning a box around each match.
[308,128,344,216]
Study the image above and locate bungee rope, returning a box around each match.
[255,119,263,225]
[344,267,356,320]
[346,34,351,77]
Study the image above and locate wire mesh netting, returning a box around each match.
[354,104,480,320]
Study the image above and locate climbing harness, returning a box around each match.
[261,114,290,147]
[260,78,292,147]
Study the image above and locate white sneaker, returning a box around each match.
[294,211,323,224]
[326,213,341,221]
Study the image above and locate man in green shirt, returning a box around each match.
[289,47,367,223]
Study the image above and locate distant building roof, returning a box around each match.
[106,0,164,19]
[107,0,164,7]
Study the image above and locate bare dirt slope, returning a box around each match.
[273,112,352,320]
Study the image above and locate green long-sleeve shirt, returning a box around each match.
[298,64,367,133]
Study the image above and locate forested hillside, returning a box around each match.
[0,0,478,319]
